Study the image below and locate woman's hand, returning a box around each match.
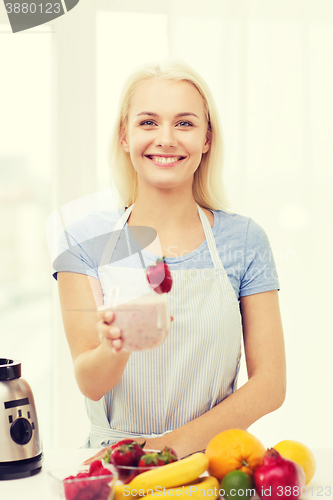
[97,310,123,353]
[82,438,147,466]
[82,436,176,467]
[98,312,174,354]
[82,446,111,466]
[58,273,131,399]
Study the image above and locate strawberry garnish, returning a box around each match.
[146,257,173,294]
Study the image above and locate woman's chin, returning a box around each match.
[140,176,193,192]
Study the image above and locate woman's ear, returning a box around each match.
[120,134,130,153]
[202,136,211,154]
[120,125,130,153]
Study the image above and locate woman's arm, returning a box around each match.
[57,271,131,401]
[139,289,286,457]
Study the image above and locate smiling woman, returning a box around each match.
[108,61,225,212]
[54,60,286,456]
[120,79,211,195]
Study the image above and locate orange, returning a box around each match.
[205,429,266,481]
[273,439,316,485]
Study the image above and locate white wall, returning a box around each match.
[95,0,333,450]
[1,0,332,450]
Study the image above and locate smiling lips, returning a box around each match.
[145,155,186,166]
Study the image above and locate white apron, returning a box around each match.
[85,204,243,448]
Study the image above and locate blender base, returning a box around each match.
[0,453,43,480]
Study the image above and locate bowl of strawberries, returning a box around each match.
[102,439,178,485]
[47,460,118,500]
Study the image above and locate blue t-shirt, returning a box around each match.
[52,208,279,301]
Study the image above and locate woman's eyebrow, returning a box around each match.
[136,112,199,119]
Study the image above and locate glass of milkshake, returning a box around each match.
[102,286,170,352]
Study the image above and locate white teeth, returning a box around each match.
[150,156,183,164]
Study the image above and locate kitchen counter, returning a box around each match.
[0,448,332,500]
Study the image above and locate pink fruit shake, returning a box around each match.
[111,295,170,352]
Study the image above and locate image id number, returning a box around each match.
[5,3,61,14]
[277,486,331,496]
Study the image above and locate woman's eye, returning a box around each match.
[140,120,155,126]
[177,121,193,127]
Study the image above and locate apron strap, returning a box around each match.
[99,205,135,267]
[197,205,223,269]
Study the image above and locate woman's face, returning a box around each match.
[121,78,211,192]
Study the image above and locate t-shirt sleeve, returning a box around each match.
[239,218,280,297]
[52,221,99,281]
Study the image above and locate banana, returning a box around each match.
[149,475,220,499]
[113,483,135,500]
[129,475,219,499]
[127,453,209,493]
[112,477,204,500]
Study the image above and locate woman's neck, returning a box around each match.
[128,187,200,233]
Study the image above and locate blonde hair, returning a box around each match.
[108,60,230,212]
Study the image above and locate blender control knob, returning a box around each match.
[10,417,33,445]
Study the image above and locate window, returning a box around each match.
[0,24,53,448]
[96,11,169,189]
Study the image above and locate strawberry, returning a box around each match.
[103,440,145,463]
[64,472,96,500]
[88,460,114,485]
[96,482,112,500]
[146,257,173,294]
[138,452,162,468]
[111,442,146,482]
[63,475,80,500]
[96,466,115,484]
[103,448,112,463]
[64,462,115,500]
[111,443,146,467]
[138,447,178,468]
[88,460,104,476]
[161,446,178,462]
[72,472,96,500]
[111,438,137,449]
[76,487,96,500]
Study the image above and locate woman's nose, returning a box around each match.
[154,125,177,147]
